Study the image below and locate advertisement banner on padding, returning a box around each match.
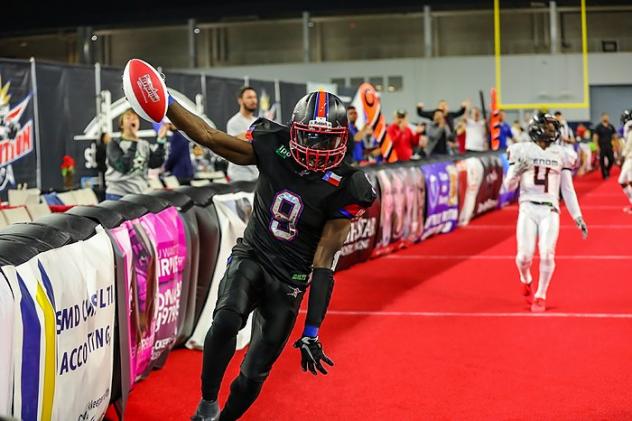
[188,192,254,351]
[2,262,56,421]
[371,169,394,257]
[2,228,116,421]
[422,161,458,240]
[137,207,187,367]
[337,170,380,271]
[474,154,504,216]
[115,218,158,383]
[44,229,115,421]
[458,158,484,226]
[403,166,425,244]
[389,168,407,250]
[0,274,14,415]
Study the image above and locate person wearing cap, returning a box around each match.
[387,109,424,162]
[425,110,455,156]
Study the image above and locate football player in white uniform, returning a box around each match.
[618,110,632,214]
[504,113,588,312]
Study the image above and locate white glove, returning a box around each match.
[575,217,588,239]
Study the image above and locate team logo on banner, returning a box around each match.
[0,77,33,191]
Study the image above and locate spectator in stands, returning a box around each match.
[511,121,530,143]
[425,110,454,156]
[346,105,372,163]
[554,111,574,147]
[387,109,423,162]
[105,109,166,200]
[163,122,194,185]
[576,123,593,175]
[464,107,488,152]
[226,86,258,181]
[416,99,467,134]
[455,119,467,154]
[497,111,514,149]
[593,113,618,179]
[95,132,111,189]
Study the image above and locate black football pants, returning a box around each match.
[600,147,614,179]
[201,248,305,421]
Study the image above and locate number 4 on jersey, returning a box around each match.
[533,166,550,193]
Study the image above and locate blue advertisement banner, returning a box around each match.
[421,161,458,240]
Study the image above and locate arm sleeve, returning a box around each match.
[416,107,435,120]
[562,148,578,170]
[411,128,421,148]
[623,133,632,157]
[450,107,466,119]
[327,171,377,220]
[106,140,137,174]
[387,124,402,148]
[503,144,522,191]
[560,170,582,220]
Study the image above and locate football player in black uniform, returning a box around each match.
[165,90,376,421]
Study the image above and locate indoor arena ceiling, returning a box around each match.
[3,0,630,36]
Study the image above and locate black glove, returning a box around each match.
[293,336,334,375]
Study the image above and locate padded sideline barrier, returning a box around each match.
[187,191,255,351]
[148,190,200,346]
[176,185,225,329]
[120,194,188,369]
[66,206,131,418]
[0,222,116,421]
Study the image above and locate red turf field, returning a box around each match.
[121,169,632,420]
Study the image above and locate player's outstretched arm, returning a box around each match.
[560,170,588,239]
[294,218,351,376]
[166,102,256,165]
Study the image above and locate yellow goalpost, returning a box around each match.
[493,0,590,110]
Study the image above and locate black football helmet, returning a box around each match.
[289,91,348,172]
[621,109,632,126]
[528,112,560,143]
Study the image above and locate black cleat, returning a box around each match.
[191,399,220,421]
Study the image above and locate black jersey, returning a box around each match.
[240,118,376,285]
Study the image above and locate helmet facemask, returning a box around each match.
[289,119,348,172]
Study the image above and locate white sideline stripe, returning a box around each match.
[384,255,632,260]
[308,310,632,319]
[501,205,624,210]
[463,225,632,229]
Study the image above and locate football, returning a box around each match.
[122,58,168,123]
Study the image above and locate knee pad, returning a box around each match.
[210,310,242,339]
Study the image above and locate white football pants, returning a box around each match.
[515,202,560,299]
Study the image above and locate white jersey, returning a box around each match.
[508,142,577,208]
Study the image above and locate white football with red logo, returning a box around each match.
[123,59,168,123]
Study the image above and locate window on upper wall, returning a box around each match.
[368,76,384,92]
[330,77,346,87]
[386,76,403,92]
[349,77,366,89]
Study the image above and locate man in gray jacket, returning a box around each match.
[105,109,166,200]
